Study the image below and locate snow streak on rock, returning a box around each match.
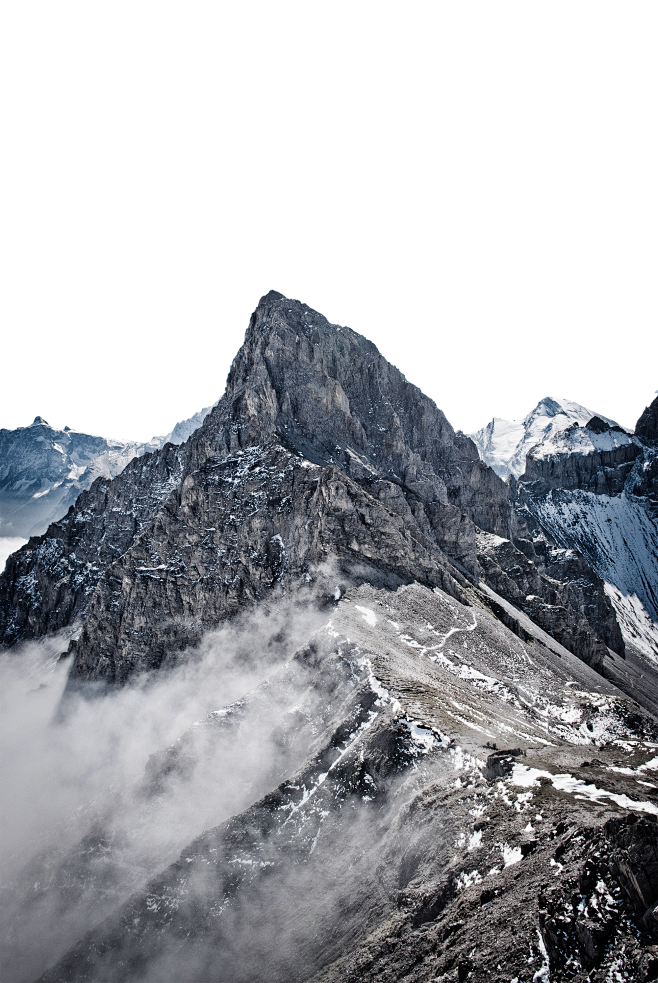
[529,488,658,658]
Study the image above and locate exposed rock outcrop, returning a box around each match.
[476,531,621,671]
[0,444,185,645]
[0,293,632,695]
[520,423,642,496]
[1,293,515,683]
[636,394,658,444]
[68,444,467,684]
[513,397,658,664]
[537,814,658,976]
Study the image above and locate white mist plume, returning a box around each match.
[0,595,330,983]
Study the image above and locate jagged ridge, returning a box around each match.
[0,293,627,691]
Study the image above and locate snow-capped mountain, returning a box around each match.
[472,389,658,665]
[471,396,620,478]
[2,294,658,983]
[525,487,658,659]
[0,405,214,539]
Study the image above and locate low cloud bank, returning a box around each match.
[0,596,329,983]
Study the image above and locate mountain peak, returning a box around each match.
[470,396,618,478]
[257,289,287,306]
[2,294,658,983]
[530,396,564,418]
[31,416,50,427]
[636,394,658,443]
[197,295,511,546]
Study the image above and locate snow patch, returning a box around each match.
[533,929,550,981]
[511,762,658,815]
[501,843,523,867]
[456,869,482,891]
[525,487,658,656]
[355,605,377,627]
[471,396,618,478]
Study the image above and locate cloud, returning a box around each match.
[0,572,469,983]
[0,594,330,983]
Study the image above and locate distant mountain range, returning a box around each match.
[469,395,658,661]
[0,405,214,539]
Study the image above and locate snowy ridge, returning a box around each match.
[528,424,639,463]
[524,488,658,659]
[471,396,618,478]
[152,403,215,448]
[0,404,214,539]
[469,396,658,659]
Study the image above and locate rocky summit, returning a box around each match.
[2,293,658,983]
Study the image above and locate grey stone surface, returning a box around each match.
[636,394,658,444]
[0,293,638,700]
[520,426,642,497]
[2,294,658,983]
[16,582,658,983]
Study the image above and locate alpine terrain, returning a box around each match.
[0,405,214,540]
[2,292,658,983]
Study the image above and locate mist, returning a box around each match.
[0,595,332,983]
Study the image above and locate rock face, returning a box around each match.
[3,294,658,983]
[537,814,658,976]
[513,400,658,664]
[520,422,642,496]
[476,532,623,672]
[0,444,185,645]
[470,396,618,479]
[636,394,658,444]
[0,293,620,690]
[193,290,513,544]
[68,443,469,684]
[2,292,511,677]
